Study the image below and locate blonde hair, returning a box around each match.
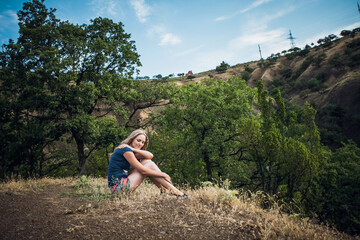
[120,129,149,150]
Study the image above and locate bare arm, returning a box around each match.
[117,144,153,160]
[123,151,171,182]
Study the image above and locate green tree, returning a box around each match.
[0,0,141,177]
[215,61,230,73]
[151,75,257,184]
[307,142,360,235]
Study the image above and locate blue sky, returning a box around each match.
[1,0,359,78]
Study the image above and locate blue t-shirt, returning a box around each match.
[107,147,133,187]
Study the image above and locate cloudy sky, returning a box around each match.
[1,0,359,78]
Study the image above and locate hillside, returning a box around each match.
[1,178,358,240]
[163,33,360,148]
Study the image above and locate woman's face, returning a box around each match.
[130,134,146,149]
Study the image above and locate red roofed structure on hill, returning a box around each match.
[185,71,193,76]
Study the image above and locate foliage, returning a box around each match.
[150,75,257,185]
[345,37,360,67]
[291,56,313,79]
[328,53,343,68]
[307,142,360,235]
[280,67,292,78]
[0,0,141,178]
[215,61,230,73]
[317,104,347,149]
[312,52,326,67]
[71,175,112,201]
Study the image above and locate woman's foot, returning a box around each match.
[174,192,189,198]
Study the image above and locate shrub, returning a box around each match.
[316,72,327,82]
[294,78,307,91]
[347,52,360,67]
[216,61,230,73]
[292,56,313,79]
[312,52,326,67]
[328,53,343,67]
[241,71,251,81]
[307,78,321,91]
[244,64,254,73]
[280,67,292,78]
[299,89,310,98]
[346,38,360,49]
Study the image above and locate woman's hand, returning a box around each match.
[117,144,132,150]
[162,173,172,184]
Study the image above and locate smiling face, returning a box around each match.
[130,134,146,150]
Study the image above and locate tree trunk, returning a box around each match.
[1,158,7,182]
[73,131,87,176]
[203,150,212,181]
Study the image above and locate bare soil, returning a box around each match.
[0,184,259,240]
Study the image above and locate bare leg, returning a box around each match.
[141,159,184,195]
[128,159,184,195]
[127,168,146,192]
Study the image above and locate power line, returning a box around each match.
[258,44,263,60]
[288,30,296,49]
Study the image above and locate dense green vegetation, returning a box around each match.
[1,0,359,236]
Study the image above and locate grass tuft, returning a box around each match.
[0,177,72,193]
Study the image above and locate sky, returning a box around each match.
[0,0,359,78]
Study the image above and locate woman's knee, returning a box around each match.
[141,160,159,170]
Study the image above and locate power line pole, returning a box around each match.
[358,1,360,15]
[258,44,263,59]
[288,30,296,49]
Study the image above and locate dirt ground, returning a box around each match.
[0,184,259,240]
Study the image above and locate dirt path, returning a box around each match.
[0,184,258,240]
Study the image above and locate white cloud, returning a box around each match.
[159,33,181,46]
[215,0,272,21]
[0,10,17,24]
[0,10,18,31]
[240,0,272,14]
[5,10,17,23]
[147,25,165,37]
[130,0,151,23]
[148,25,182,46]
[90,0,118,17]
[229,29,286,48]
[174,45,203,57]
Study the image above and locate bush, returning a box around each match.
[241,71,251,81]
[294,78,307,91]
[347,52,360,68]
[316,72,327,82]
[328,53,342,67]
[280,67,292,78]
[292,56,313,79]
[299,89,310,98]
[346,38,360,49]
[309,142,360,235]
[312,52,326,67]
[244,64,253,73]
[307,78,321,91]
[216,61,230,73]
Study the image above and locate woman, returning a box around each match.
[107,129,186,196]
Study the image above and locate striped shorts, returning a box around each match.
[110,177,131,194]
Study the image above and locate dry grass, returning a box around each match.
[99,179,357,240]
[0,177,73,193]
[1,177,358,239]
[187,185,356,240]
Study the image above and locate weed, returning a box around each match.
[71,176,113,201]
